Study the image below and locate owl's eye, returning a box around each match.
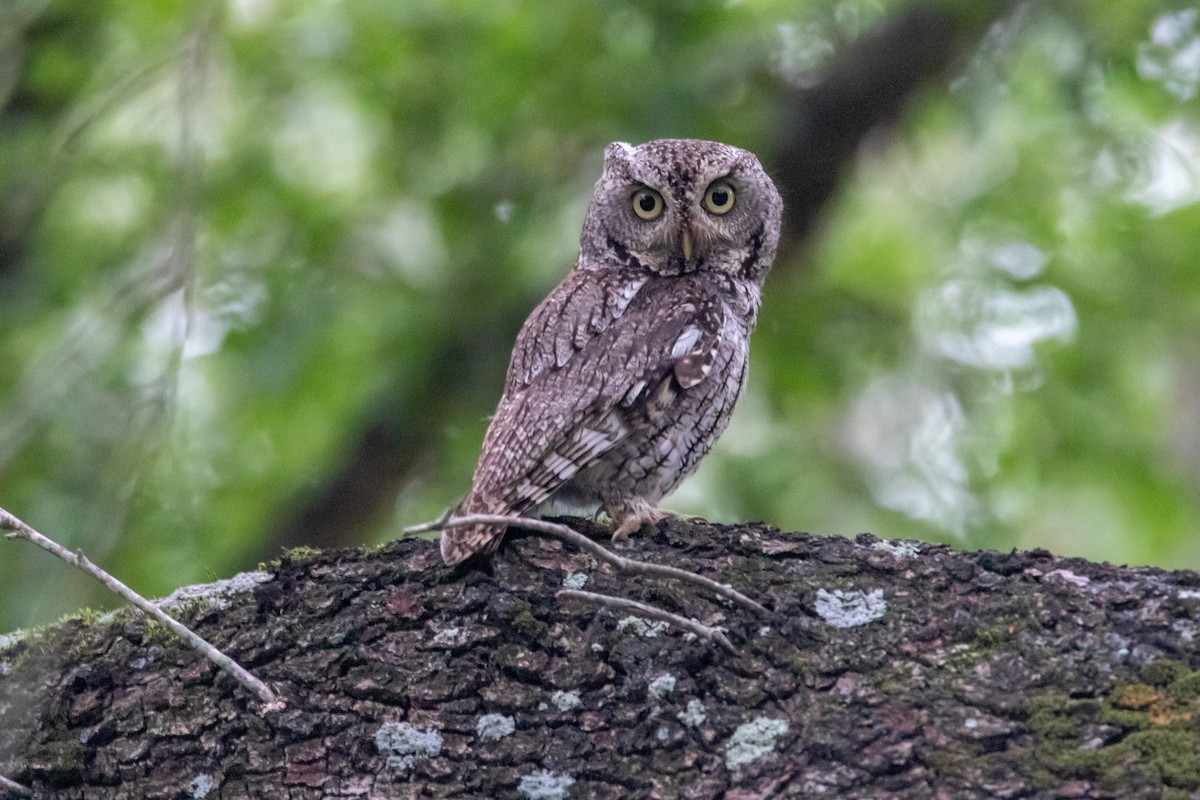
[703,181,735,215]
[631,188,664,220]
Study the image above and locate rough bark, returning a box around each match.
[3,518,1199,799]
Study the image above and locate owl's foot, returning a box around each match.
[610,502,673,542]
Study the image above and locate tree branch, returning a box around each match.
[408,513,770,616]
[772,3,1006,255]
[0,507,281,709]
[558,588,736,654]
[0,773,32,798]
[6,520,1196,798]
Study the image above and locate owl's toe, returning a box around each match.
[610,517,642,542]
[610,505,673,542]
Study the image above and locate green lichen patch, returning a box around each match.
[139,619,178,647]
[1,609,125,671]
[189,772,217,798]
[677,698,706,728]
[517,769,575,800]
[1123,729,1200,788]
[153,571,272,616]
[374,721,443,772]
[475,713,516,741]
[549,689,581,712]
[725,716,789,770]
[814,588,886,628]
[616,616,668,638]
[561,572,587,590]
[1018,674,1200,791]
[260,545,325,571]
[1109,668,1200,728]
[499,598,547,641]
[281,545,324,561]
[0,630,25,656]
[647,673,676,700]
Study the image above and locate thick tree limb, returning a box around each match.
[772,3,1006,252]
[3,517,1199,799]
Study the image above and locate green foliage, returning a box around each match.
[2,0,1198,629]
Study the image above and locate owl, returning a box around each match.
[441,139,782,565]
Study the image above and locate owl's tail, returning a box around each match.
[439,493,510,566]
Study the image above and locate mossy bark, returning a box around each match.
[3,518,1199,799]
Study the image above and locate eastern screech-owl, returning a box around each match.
[441,139,782,565]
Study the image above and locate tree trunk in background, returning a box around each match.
[3,518,1198,799]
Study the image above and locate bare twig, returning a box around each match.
[0,506,282,709]
[558,588,736,654]
[407,513,769,616]
[401,505,454,534]
[0,773,32,797]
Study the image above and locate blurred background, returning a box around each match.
[1,0,1198,632]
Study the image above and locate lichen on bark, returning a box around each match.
[2,518,1199,799]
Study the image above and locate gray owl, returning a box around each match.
[441,139,782,565]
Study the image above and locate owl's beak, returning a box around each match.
[681,230,694,262]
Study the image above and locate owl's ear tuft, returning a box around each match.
[604,142,636,163]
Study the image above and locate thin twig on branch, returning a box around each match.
[0,506,282,709]
[0,773,32,797]
[558,588,736,654]
[406,513,770,616]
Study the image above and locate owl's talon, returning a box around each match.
[610,519,643,542]
[610,506,672,542]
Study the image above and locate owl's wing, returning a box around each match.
[440,272,725,565]
[505,266,651,394]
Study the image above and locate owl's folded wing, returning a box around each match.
[440,275,725,564]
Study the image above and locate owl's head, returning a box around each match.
[579,139,782,283]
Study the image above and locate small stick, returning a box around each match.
[407,513,769,616]
[0,507,282,709]
[0,774,32,797]
[401,506,454,535]
[558,588,736,654]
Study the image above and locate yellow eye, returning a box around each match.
[631,188,664,220]
[703,181,735,214]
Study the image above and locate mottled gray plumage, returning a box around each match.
[441,139,782,565]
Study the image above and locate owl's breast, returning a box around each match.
[562,297,753,507]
